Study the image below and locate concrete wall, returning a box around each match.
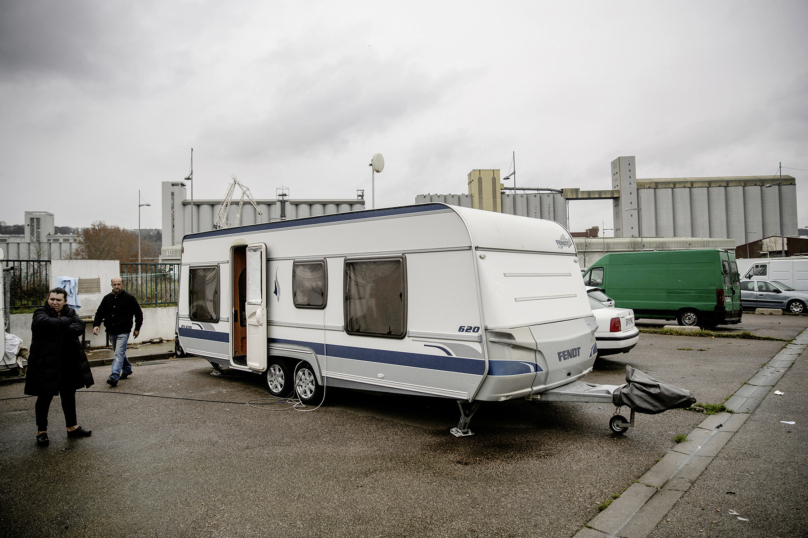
[9,306,178,350]
[51,260,120,317]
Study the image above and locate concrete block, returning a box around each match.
[748,368,786,387]
[732,397,764,414]
[672,428,711,455]
[723,395,748,413]
[734,384,772,400]
[573,528,610,538]
[639,451,690,488]
[589,483,657,535]
[719,412,750,432]
[697,412,732,430]
[617,489,684,538]
[662,455,713,491]
[691,431,734,458]
[755,308,782,315]
[662,325,700,332]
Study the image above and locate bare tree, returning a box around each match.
[72,221,159,262]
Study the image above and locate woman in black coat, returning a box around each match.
[24,287,94,447]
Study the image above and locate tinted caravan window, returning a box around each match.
[344,257,406,338]
[189,266,220,322]
[293,260,327,309]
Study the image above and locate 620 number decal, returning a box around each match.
[458,326,480,333]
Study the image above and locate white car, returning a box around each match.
[587,287,640,356]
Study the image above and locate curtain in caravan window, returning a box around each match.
[344,259,405,338]
[189,267,219,322]
[246,247,263,305]
[293,262,326,308]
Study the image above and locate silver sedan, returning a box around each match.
[740,280,808,314]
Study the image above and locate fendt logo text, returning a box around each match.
[555,235,573,249]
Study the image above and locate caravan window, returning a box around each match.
[344,257,407,339]
[189,266,220,322]
[293,261,327,309]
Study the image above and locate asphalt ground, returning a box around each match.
[0,314,804,537]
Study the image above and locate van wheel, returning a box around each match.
[677,309,700,327]
[265,359,292,397]
[787,300,806,315]
[295,363,323,405]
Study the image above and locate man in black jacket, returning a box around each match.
[92,277,143,387]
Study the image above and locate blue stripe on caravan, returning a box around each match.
[185,204,449,241]
[269,338,538,376]
[178,327,230,342]
[270,337,484,375]
[488,360,540,375]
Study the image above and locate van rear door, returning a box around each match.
[724,252,742,313]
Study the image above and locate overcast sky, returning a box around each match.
[2,0,807,235]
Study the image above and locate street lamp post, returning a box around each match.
[138,191,151,289]
[602,220,613,259]
[624,207,643,252]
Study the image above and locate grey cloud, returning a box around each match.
[0,0,110,79]
[203,48,468,162]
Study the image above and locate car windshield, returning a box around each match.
[588,296,609,310]
[772,281,795,291]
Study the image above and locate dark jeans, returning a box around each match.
[35,388,77,431]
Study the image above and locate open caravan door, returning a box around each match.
[245,243,267,370]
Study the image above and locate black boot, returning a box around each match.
[67,426,92,438]
[36,432,49,447]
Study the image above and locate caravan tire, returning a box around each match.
[295,363,323,405]
[265,359,292,397]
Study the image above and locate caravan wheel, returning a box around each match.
[295,363,323,405]
[265,359,292,397]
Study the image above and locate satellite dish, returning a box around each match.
[371,153,385,173]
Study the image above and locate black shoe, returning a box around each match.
[67,426,92,438]
[121,373,131,379]
[36,432,49,447]
[106,378,118,387]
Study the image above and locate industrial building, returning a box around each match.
[160,181,366,261]
[417,156,798,247]
[0,211,78,261]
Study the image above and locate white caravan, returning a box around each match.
[738,257,808,291]
[176,204,598,434]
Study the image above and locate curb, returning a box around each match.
[574,326,808,538]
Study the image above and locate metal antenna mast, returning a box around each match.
[184,149,194,234]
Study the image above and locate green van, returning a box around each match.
[582,249,742,328]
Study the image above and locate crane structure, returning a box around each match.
[213,175,264,229]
